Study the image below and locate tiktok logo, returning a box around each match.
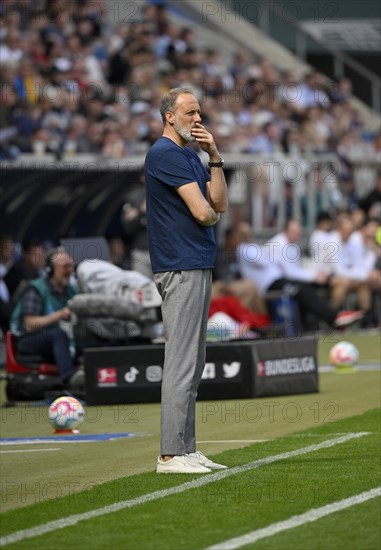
[124,367,139,383]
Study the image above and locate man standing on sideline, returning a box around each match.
[145,88,229,474]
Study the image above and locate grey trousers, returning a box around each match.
[154,269,212,455]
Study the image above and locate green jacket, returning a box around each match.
[10,277,77,336]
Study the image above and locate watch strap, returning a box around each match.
[208,158,224,168]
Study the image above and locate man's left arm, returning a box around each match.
[206,162,228,213]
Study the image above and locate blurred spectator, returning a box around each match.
[328,214,377,317]
[106,235,130,271]
[302,106,331,152]
[307,211,368,315]
[272,180,294,223]
[301,165,341,227]
[0,0,376,164]
[331,77,353,104]
[248,121,282,155]
[368,202,381,222]
[372,132,381,162]
[10,247,83,388]
[230,47,253,81]
[310,212,352,280]
[359,169,381,214]
[0,81,20,159]
[351,208,366,231]
[107,23,132,86]
[340,175,360,212]
[353,218,381,327]
[30,127,51,156]
[246,164,275,228]
[120,170,152,279]
[101,128,126,157]
[0,29,23,66]
[63,114,89,154]
[4,238,46,301]
[237,219,363,330]
[0,0,379,286]
[12,57,43,104]
[213,222,268,316]
[290,72,330,114]
[0,235,14,333]
[307,211,334,275]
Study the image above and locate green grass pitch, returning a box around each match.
[0,331,380,549]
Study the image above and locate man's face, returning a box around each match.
[0,238,14,264]
[364,220,378,243]
[286,221,302,243]
[171,93,202,142]
[340,218,354,241]
[27,246,46,270]
[52,252,74,286]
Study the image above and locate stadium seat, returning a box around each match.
[5,331,59,376]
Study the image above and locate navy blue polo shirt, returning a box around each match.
[144,137,217,272]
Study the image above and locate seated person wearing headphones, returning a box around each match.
[10,247,82,388]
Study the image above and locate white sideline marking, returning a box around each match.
[0,432,369,547]
[205,486,381,550]
[320,364,381,372]
[290,432,363,438]
[0,448,60,454]
[198,440,269,444]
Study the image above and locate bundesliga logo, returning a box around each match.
[257,357,316,377]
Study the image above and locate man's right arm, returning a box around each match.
[24,308,71,332]
[21,287,71,332]
[176,182,220,226]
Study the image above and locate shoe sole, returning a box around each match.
[187,453,228,470]
[335,313,364,327]
[156,468,211,474]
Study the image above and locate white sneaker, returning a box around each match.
[188,451,228,470]
[156,454,212,474]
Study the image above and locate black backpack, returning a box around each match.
[6,373,65,401]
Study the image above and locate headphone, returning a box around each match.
[45,247,65,277]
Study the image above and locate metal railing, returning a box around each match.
[2,153,378,241]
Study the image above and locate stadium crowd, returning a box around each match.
[0,0,380,166]
[1,0,380,345]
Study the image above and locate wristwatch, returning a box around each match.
[208,157,224,168]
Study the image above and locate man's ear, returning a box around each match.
[165,111,175,125]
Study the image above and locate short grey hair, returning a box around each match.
[159,87,195,125]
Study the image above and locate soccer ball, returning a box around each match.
[329,341,359,369]
[48,396,84,431]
